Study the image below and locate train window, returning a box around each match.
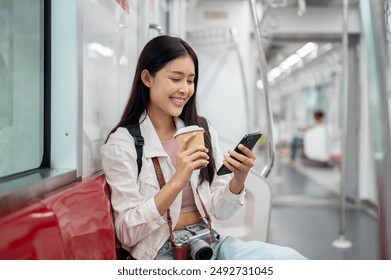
[0,0,45,178]
[304,85,328,123]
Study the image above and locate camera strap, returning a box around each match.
[151,157,214,248]
[195,187,213,236]
[152,157,175,248]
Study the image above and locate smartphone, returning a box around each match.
[217,132,262,176]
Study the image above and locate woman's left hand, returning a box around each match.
[223,144,256,194]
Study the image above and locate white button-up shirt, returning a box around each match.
[101,114,245,259]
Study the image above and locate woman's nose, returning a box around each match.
[179,82,188,94]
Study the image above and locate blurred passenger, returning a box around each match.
[101,35,306,260]
[287,109,325,166]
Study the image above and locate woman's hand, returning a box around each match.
[223,144,256,194]
[154,132,208,215]
[172,132,209,188]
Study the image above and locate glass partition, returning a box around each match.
[360,0,391,259]
[0,0,45,178]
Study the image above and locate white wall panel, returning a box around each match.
[82,0,139,177]
[186,0,256,146]
[51,0,78,170]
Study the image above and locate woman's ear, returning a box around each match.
[141,69,151,88]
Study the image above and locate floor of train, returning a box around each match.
[255,148,379,260]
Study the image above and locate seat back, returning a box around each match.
[218,170,272,242]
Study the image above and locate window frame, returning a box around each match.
[0,0,78,215]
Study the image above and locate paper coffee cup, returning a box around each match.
[174,125,205,150]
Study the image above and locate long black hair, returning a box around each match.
[106,35,215,185]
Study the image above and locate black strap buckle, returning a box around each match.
[134,135,144,146]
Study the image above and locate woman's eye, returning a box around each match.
[171,78,180,82]
[187,80,194,85]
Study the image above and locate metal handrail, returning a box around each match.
[332,0,352,249]
[149,23,164,35]
[360,0,391,260]
[230,27,251,132]
[186,27,251,132]
[248,0,275,177]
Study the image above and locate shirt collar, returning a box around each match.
[140,113,185,158]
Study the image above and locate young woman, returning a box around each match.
[101,35,306,260]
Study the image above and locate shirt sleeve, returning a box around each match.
[101,129,165,247]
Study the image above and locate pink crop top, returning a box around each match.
[161,139,197,214]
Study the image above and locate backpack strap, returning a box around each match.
[126,125,144,176]
[199,116,209,133]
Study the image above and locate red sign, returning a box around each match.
[204,11,228,19]
[116,0,129,14]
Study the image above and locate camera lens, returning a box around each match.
[189,239,213,260]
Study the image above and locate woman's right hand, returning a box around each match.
[172,132,209,188]
[154,132,209,216]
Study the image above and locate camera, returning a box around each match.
[172,223,215,260]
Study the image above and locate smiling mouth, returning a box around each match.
[170,97,185,106]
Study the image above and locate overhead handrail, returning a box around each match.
[149,23,164,35]
[248,0,275,177]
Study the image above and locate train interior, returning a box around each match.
[0,0,391,260]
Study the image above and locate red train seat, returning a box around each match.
[0,173,117,259]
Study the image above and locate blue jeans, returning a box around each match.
[290,137,304,161]
[154,236,307,260]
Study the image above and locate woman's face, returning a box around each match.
[146,54,195,119]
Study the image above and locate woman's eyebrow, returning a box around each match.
[169,70,195,77]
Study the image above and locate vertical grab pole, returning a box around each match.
[249,0,275,178]
[332,0,352,249]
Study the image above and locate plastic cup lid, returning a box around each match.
[174,125,205,138]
